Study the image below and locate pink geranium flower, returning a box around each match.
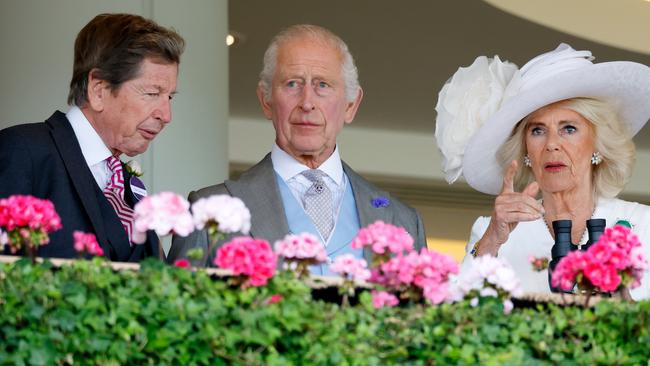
[630,246,649,271]
[0,195,62,232]
[330,254,371,282]
[214,236,277,287]
[266,294,283,305]
[73,231,104,257]
[551,251,587,292]
[585,262,620,292]
[350,220,414,256]
[132,192,194,244]
[275,233,327,262]
[551,225,647,293]
[371,248,459,305]
[274,233,327,278]
[371,290,399,309]
[0,195,62,253]
[173,258,191,268]
[529,255,549,272]
[348,222,460,306]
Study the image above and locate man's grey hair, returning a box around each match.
[259,24,360,102]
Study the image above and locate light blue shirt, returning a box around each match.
[271,143,348,242]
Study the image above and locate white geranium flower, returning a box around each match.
[503,299,514,314]
[132,192,194,243]
[470,297,479,307]
[493,266,523,296]
[479,287,498,298]
[448,254,522,314]
[434,55,520,183]
[191,195,251,234]
[0,229,7,246]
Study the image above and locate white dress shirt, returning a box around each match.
[271,143,348,241]
[66,106,113,189]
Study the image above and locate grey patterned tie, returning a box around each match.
[301,169,334,240]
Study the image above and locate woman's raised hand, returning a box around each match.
[475,160,544,256]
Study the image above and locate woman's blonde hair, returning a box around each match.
[497,98,635,198]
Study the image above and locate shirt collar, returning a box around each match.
[66,106,113,166]
[271,143,344,185]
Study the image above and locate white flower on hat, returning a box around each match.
[435,56,520,184]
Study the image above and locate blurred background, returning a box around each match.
[2,0,649,261]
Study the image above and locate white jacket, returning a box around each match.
[463,198,650,300]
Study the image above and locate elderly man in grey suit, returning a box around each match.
[168,24,426,271]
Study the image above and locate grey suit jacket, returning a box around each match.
[167,154,426,265]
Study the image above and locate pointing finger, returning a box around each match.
[501,160,518,194]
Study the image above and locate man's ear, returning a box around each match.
[256,83,273,120]
[344,87,364,124]
[86,70,107,112]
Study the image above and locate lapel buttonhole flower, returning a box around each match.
[124,160,143,177]
[371,196,390,208]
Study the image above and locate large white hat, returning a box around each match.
[434,43,650,195]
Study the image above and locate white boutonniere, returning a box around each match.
[125,160,143,177]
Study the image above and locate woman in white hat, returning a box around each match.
[435,44,650,299]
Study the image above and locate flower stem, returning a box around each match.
[618,287,633,302]
[201,223,224,266]
[341,293,349,308]
[28,242,36,264]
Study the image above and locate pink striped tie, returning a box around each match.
[103,156,135,244]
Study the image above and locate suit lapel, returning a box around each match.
[344,162,394,262]
[48,112,131,259]
[47,113,111,251]
[344,162,393,227]
[225,154,289,244]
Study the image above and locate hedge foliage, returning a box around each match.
[1,258,649,365]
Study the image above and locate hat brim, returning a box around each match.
[462,61,650,195]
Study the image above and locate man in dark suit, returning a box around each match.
[0,13,185,261]
[168,25,425,270]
